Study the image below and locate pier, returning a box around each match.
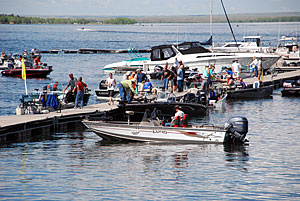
[1,70,300,143]
[0,103,120,143]
[243,69,300,88]
[37,49,151,54]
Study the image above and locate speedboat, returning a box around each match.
[1,65,53,78]
[95,80,119,100]
[226,84,273,99]
[83,109,249,144]
[142,42,280,74]
[281,79,300,97]
[102,48,150,73]
[212,36,274,53]
[276,36,300,66]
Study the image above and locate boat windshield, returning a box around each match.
[139,108,163,126]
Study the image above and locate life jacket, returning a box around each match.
[173,116,181,127]
[181,114,188,128]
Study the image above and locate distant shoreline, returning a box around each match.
[1,13,300,24]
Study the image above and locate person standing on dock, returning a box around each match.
[249,56,258,78]
[64,73,78,103]
[105,73,116,105]
[177,61,184,92]
[231,59,241,80]
[74,77,87,109]
[257,57,263,81]
[118,79,137,105]
[161,63,172,91]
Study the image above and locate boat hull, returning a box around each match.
[95,89,119,100]
[1,68,53,78]
[83,121,226,144]
[124,102,207,117]
[227,86,273,99]
[281,88,300,97]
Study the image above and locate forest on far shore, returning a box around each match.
[1,13,299,25]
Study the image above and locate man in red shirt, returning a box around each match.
[73,77,87,109]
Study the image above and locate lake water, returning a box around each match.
[0,23,300,200]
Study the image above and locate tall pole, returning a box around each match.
[210,0,213,39]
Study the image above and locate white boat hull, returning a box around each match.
[144,52,280,74]
[83,121,227,144]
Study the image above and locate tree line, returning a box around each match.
[0,14,136,25]
[1,14,299,24]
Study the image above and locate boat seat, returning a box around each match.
[126,111,134,115]
[253,81,260,88]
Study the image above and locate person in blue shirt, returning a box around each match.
[143,79,153,91]
[136,69,147,92]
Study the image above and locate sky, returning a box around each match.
[1,0,300,16]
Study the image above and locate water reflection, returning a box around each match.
[223,144,249,172]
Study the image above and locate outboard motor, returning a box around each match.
[197,90,207,105]
[182,93,196,103]
[99,80,107,90]
[224,116,248,144]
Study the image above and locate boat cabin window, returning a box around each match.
[224,43,242,47]
[162,47,175,59]
[151,47,176,61]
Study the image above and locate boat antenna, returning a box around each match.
[210,0,213,48]
[276,21,281,49]
[220,0,240,52]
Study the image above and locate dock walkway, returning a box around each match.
[0,103,118,143]
[243,70,300,87]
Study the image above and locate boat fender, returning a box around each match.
[173,116,181,127]
[181,114,188,128]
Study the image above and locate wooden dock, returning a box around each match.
[243,70,300,87]
[0,103,119,143]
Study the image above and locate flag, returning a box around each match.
[21,59,26,80]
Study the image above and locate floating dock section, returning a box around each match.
[0,103,120,143]
[37,49,151,54]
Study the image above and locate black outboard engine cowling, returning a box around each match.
[197,90,207,105]
[99,80,107,90]
[224,116,248,144]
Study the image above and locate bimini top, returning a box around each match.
[176,42,211,55]
[150,42,211,61]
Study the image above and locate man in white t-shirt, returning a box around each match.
[174,105,184,119]
[231,59,241,79]
[105,73,116,105]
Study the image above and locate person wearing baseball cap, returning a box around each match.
[64,73,78,103]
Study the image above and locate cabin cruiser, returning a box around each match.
[142,42,280,74]
[212,36,274,53]
[276,36,300,66]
